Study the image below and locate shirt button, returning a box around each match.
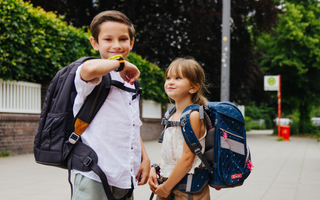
[129,102,131,105]
[133,123,135,126]
[131,146,133,149]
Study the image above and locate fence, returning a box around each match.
[0,79,41,114]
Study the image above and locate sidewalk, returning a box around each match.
[1,130,320,200]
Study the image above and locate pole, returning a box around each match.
[220,0,231,102]
[278,75,281,138]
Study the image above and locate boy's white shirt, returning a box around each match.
[73,64,142,189]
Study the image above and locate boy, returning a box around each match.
[72,10,150,200]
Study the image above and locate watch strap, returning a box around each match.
[151,163,160,174]
[115,56,125,72]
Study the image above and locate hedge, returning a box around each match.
[0,0,96,83]
[127,52,167,104]
[0,0,167,103]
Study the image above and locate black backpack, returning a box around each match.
[33,57,142,200]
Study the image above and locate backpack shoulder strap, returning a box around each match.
[68,72,130,200]
[50,56,98,112]
[69,73,111,144]
[110,79,142,100]
[133,79,143,100]
[180,105,212,171]
[158,106,176,143]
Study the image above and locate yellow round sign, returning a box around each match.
[268,77,276,85]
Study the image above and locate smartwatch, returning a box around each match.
[108,55,125,72]
[115,56,125,72]
[151,163,160,174]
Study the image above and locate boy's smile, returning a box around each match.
[90,21,134,59]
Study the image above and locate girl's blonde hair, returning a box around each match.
[165,57,209,106]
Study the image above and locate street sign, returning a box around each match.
[264,75,282,139]
[264,75,279,91]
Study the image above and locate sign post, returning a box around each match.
[264,75,281,138]
[220,0,231,102]
[277,75,281,138]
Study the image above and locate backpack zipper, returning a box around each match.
[220,128,244,140]
[245,146,253,170]
[221,128,251,169]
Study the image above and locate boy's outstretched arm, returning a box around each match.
[81,59,140,84]
[136,137,150,185]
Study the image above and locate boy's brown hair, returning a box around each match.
[90,10,135,43]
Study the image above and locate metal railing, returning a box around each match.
[0,79,41,114]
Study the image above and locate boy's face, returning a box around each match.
[90,21,134,59]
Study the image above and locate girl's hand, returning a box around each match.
[155,183,171,198]
[148,167,159,194]
[119,61,140,85]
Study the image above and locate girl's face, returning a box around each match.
[164,67,194,102]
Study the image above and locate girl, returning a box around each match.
[148,57,210,200]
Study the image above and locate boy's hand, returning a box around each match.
[119,61,140,85]
[136,156,150,185]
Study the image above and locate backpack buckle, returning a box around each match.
[69,132,80,144]
[180,119,186,126]
[84,157,92,166]
[194,148,202,156]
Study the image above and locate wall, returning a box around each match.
[0,113,39,155]
[0,99,164,155]
[140,118,162,141]
[140,99,164,141]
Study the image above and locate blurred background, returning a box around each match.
[1,0,320,157]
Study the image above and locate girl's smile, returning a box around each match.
[164,72,193,102]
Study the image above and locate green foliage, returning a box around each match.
[0,150,10,157]
[250,119,266,130]
[127,52,167,104]
[0,0,97,83]
[285,109,318,135]
[244,116,252,131]
[277,137,284,141]
[311,106,320,117]
[25,0,280,104]
[245,102,275,129]
[0,0,166,103]
[256,2,320,133]
[289,122,300,135]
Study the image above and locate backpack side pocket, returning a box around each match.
[218,128,247,186]
[35,112,69,167]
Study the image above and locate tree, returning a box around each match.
[256,2,320,133]
[0,0,167,103]
[25,0,280,104]
[0,0,96,83]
